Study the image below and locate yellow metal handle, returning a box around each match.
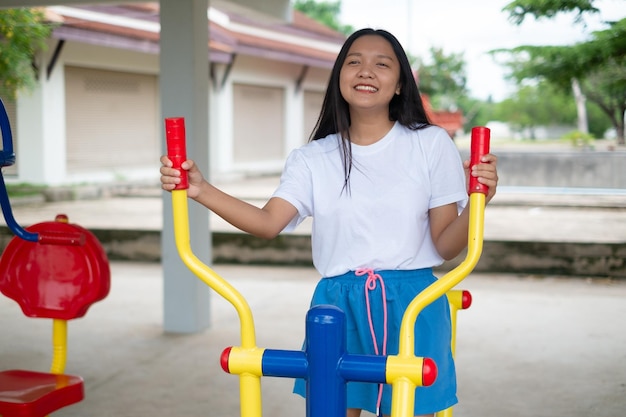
[392,192,486,417]
[171,189,262,417]
[398,192,484,356]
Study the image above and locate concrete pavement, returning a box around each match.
[0,175,626,416]
[1,262,625,417]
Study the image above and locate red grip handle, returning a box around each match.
[469,126,491,195]
[165,117,188,190]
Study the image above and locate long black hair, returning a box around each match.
[309,28,432,189]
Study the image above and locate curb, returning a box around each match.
[3,228,619,279]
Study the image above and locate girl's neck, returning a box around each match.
[348,114,395,146]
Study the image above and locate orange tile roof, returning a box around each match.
[46,3,345,68]
[422,95,464,138]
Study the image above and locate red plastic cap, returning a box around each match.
[220,347,232,373]
[422,358,438,387]
[55,214,69,223]
[462,290,473,309]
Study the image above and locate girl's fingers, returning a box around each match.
[160,164,182,177]
[160,155,173,167]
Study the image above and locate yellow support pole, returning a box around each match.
[391,192,486,417]
[435,290,471,417]
[446,289,472,358]
[50,319,68,374]
[171,189,262,417]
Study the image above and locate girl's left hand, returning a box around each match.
[464,153,498,203]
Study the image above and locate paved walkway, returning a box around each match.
[1,177,626,416]
[1,262,625,417]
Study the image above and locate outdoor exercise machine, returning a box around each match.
[166,116,489,417]
[0,97,110,417]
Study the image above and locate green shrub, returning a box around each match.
[5,183,46,197]
[561,130,595,148]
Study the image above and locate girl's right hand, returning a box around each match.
[159,155,204,199]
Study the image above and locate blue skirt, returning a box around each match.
[293,269,457,415]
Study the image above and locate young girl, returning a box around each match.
[160,28,498,417]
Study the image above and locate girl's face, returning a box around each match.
[339,34,401,114]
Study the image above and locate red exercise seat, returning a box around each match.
[0,370,83,417]
[0,215,110,416]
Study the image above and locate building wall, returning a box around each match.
[209,54,328,180]
[459,150,626,189]
[233,83,285,164]
[64,66,159,177]
[11,40,332,186]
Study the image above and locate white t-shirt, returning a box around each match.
[272,122,468,277]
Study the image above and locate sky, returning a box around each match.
[338,0,626,101]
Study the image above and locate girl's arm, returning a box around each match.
[430,154,498,260]
[160,156,298,239]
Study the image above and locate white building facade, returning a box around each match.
[5,3,344,186]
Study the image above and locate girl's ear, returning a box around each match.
[395,84,401,95]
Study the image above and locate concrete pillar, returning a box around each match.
[16,52,67,186]
[160,0,211,333]
[285,84,304,153]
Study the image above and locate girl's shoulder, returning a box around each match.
[283,132,341,170]
[296,133,341,155]
[399,123,449,139]
[396,123,455,150]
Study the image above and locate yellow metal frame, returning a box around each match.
[434,290,470,417]
[171,189,485,417]
[50,213,70,376]
[391,192,486,417]
[50,319,68,374]
[171,190,263,417]
[446,290,468,359]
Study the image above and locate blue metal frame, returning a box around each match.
[259,305,390,417]
[0,97,38,242]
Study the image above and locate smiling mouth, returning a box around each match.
[355,85,378,92]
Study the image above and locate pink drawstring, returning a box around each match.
[355,268,387,417]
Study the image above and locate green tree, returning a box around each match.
[457,96,496,130]
[493,82,611,139]
[416,47,468,111]
[0,8,52,100]
[494,1,626,144]
[581,59,626,140]
[586,99,613,139]
[293,0,353,35]
[503,0,599,25]
[493,82,577,138]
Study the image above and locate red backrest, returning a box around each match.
[0,216,110,320]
